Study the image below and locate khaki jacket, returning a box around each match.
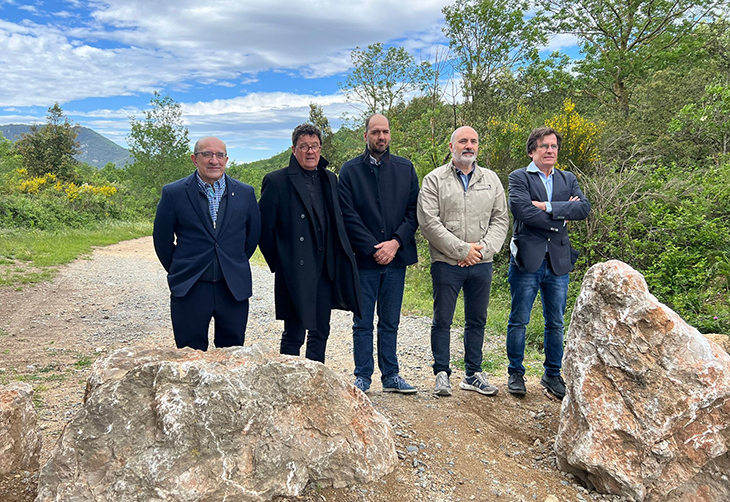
[417,162,509,265]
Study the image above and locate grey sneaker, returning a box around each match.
[382,375,417,394]
[508,373,526,396]
[354,377,370,394]
[540,374,566,400]
[433,371,452,396]
[459,372,498,396]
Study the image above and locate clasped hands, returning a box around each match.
[458,243,483,268]
[373,239,400,265]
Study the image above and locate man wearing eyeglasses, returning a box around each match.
[153,136,261,351]
[506,126,591,400]
[259,123,361,363]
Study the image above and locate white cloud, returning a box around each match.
[545,33,579,52]
[0,1,453,107]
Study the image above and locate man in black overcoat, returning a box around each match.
[258,123,361,363]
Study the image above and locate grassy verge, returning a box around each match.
[0,220,152,287]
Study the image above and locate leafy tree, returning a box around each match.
[0,131,16,175]
[308,103,337,170]
[517,51,578,116]
[13,103,80,181]
[442,0,545,124]
[339,43,429,115]
[538,0,725,118]
[125,92,191,196]
[670,83,730,157]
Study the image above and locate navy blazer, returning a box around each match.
[153,172,261,301]
[508,165,590,276]
[338,148,419,269]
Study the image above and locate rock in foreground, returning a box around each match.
[37,345,397,502]
[556,260,730,502]
[1,382,41,502]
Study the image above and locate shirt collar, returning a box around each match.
[450,161,475,176]
[368,154,381,166]
[527,161,553,178]
[196,171,226,191]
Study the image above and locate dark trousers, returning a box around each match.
[430,261,493,377]
[280,273,333,363]
[170,279,249,351]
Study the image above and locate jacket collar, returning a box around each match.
[360,146,391,165]
[286,152,329,174]
[441,161,484,182]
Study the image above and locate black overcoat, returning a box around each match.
[258,154,362,329]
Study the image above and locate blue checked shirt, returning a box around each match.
[196,172,226,228]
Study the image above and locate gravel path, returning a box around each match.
[62,236,462,392]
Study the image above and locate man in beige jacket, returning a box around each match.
[417,126,509,396]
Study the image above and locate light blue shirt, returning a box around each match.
[526,161,553,213]
[456,165,474,191]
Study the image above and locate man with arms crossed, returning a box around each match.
[417,126,509,396]
[339,114,420,394]
[506,126,591,399]
[259,123,361,363]
[153,136,261,351]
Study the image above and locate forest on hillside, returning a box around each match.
[1,0,729,334]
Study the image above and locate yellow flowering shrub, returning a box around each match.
[14,171,117,201]
[545,99,601,170]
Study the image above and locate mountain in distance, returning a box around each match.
[0,124,133,169]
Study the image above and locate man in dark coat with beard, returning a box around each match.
[258,123,361,363]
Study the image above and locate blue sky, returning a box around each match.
[0,0,576,163]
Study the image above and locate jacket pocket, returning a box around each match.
[445,220,461,233]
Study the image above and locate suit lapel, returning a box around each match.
[185,174,215,238]
[215,175,234,236]
[551,169,569,201]
[526,169,549,201]
[287,156,316,222]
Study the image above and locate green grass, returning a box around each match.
[74,354,94,369]
[0,220,151,286]
[250,247,267,267]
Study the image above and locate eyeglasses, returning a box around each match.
[295,144,321,152]
[537,143,559,151]
[195,151,227,159]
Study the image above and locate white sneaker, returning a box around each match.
[459,372,498,396]
[434,371,452,396]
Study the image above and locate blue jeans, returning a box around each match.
[352,267,406,386]
[430,261,492,377]
[507,257,569,377]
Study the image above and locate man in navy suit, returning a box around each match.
[506,127,590,399]
[153,136,261,351]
